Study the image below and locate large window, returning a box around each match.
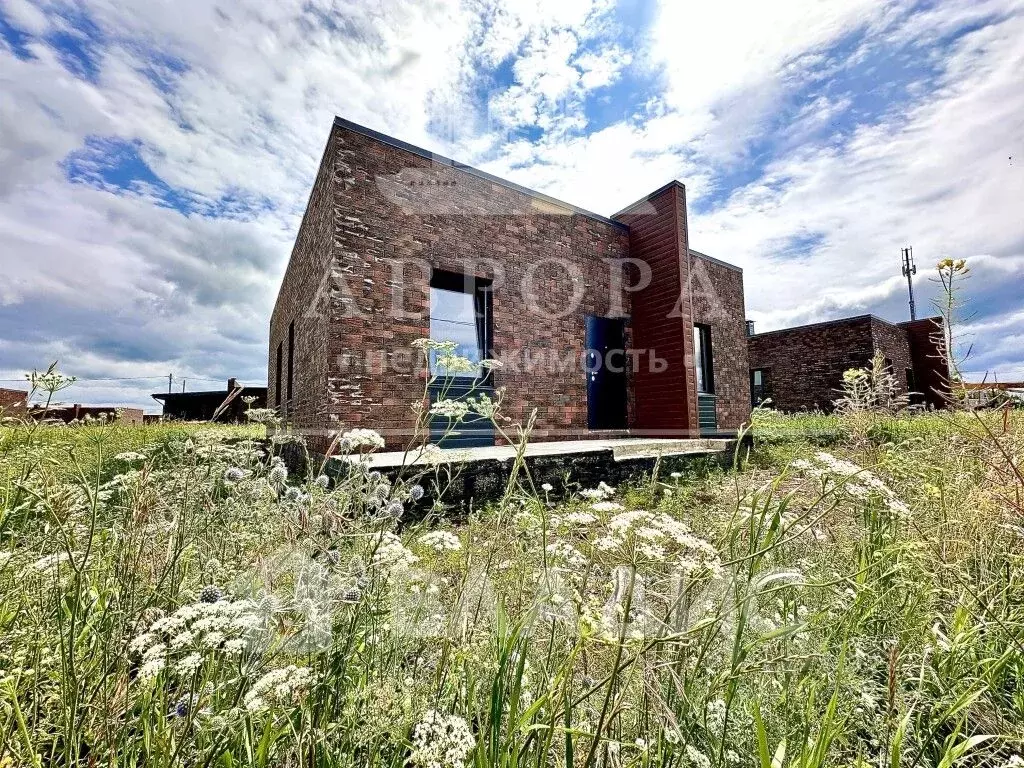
[693,323,714,394]
[429,271,492,379]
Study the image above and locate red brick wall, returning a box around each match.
[613,183,697,435]
[748,315,925,412]
[0,388,27,413]
[748,316,877,411]
[870,316,913,396]
[690,254,750,430]
[899,317,950,407]
[277,122,632,450]
[268,130,339,440]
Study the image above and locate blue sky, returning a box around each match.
[0,0,1022,410]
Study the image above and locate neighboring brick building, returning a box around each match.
[270,118,750,451]
[152,379,268,422]
[0,388,28,414]
[747,315,948,412]
[33,405,145,424]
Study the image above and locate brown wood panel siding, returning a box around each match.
[613,184,697,435]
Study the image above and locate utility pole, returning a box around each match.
[181,378,186,393]
[168,373,173,394]
[901,246,917,321]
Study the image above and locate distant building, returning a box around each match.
[747,315,949,411]
[33,404,145,424]
[963,381,1024,409]
[151,378,267,422]
[0,388,28,413]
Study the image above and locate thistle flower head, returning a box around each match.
[198,584,224,604]
[268,465,288,486]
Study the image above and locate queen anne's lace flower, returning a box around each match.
[419,531,462,552]
[580,481,616,501]
[129,597,261,680]
[243,665,314,713]
[545,541,588,569]
[793,452,912,519]
[341,428,386,451]
[410,709,476,768]
[430,399,470,419]
[371,532,420,569]
[114,451,147,462]
[598,511,721,573]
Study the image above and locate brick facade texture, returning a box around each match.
[899,317,950,407]
[748,315,947,412]
[270,121,750,451]
[690,255,750,430]
[0,388,27,413]
[35,405,145,424]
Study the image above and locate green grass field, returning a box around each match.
[1,409,1022,767]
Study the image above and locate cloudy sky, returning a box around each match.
[1,0,1022,411]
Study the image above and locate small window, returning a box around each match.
[429,271,492,379]
[287,321,295,401]
[751,368,770,406]
[693,323,714,394]
[275,343,283,406]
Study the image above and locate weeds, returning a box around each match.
[0,374,1022,766]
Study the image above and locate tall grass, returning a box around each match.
[0,406,1021,767]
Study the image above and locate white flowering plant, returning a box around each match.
[0,362,1022,768]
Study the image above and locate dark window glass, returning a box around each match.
[287,321,295,401]
[751,368,769,405]
[275,343,283,406]
[693,324,714,393]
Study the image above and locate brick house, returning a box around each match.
[31,404,145,424]
[152,379,267,422]
[270,118,750,451]
[747,315,949,411]
[0,388,28,414]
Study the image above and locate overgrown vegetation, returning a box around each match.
[1,393,1022,766]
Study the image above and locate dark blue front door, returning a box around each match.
[586,316,628,430]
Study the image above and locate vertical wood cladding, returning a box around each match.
[690,255,750,430]
[613,183,697,436]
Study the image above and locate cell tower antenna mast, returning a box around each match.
[901,246,917,321]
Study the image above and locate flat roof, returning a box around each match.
[690,248,742,274]
[749,313,906,339]
[332,118,744,273]
[152,386,266,401]
[334,117,628,230]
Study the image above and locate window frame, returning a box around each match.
[693,323,715,394]
[750,367,770,405]
[275,342,283,407]
[428,269,493,384]
[287,320,295,402]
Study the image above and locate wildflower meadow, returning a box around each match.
[1,358,1023,766]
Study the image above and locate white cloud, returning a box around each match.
[1,0,1022,410]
